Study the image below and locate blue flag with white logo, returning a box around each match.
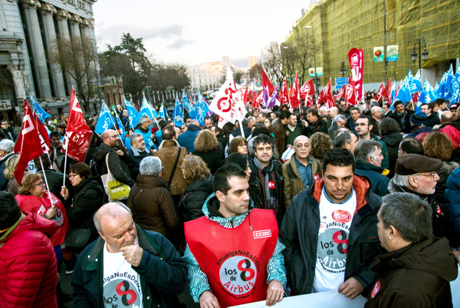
[395,77,412,103]
[450,63,460,106]
[140,96,155,119]
[173,93,185,127]
[181,90,194,113]
[189,91,209,126]
[30,95,51,124]
[159,103,167,121]
[112,107,125,136]
[418,80,439,112]
[124,96,139,129]
[409,69,422,93]
[95,101,115,134]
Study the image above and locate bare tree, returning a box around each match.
[291,31,318,83]
[261,42,283,86]
[48,35,98,113]
[248,63,261,82]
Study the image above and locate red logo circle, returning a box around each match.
[267,181,275,189]
[332,210,351,223]
[371,280,380,299]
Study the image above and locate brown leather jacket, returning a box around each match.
[153,139,188,196]
[270,118,286,157]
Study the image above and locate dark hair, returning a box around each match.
[310,132,332,160]
[354,140,381,163]
[379,118,400,136]
[69,162,92,179]
[279,110,291,120]
[421,103,430,110]
[333,129,353,148]
[399,138,424,155]
[224,152,249,171]
[383,103,391,109]
[34,153,50,170]
[227,136,247,155]
[322,148,355,173]
[223,122,235,136]
[204,116,212,123]
[429,101,438,109]
[162,126,176,140]
[381,192,433,243]
[393,100,403,108]
[307,108,319,117]
[213,163,247,194]
[159,120,167,130]
[252,126,271,137]
[350,107,360,114]
[0,191,22,230]
[252,134,275,152]
[50,131,61,139]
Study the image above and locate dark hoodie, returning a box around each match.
[365,237,457,308]
[177,175,214,222]
[355,161,389,197]
[380,132,403,178]
[93,143,135,187]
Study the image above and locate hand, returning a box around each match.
[45,206,57,219]
[302,120,309,127]
[287,144,293,149]
[266,280,284,306]
[453,250,460,263]
[116,149,124,156]
[119,245,143,267]
[60,186,69,200]
[338,277,364,299]
[199,291,219,308]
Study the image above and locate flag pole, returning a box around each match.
[62,135,69,186]
[39,155,55,208]
[238,120,245,138]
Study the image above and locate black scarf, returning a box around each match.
[254,158,277,208]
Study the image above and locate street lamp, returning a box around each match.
[305,25,318,92]
[411,37,429,71]
[340,60,347,77]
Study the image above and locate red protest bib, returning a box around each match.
[185,209,278,308]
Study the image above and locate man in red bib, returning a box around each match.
[184,164,286,308]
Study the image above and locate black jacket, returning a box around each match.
[128,148,152,180]
[380,132,403,178]
[365,237,457,308]
[191,149,224,175]
[304,118,328,137]
[280,176,382,296]
[93,143,135,187]
[355,161,390,197]
[66,178,104,229]
[177,175,214,222]
[248,158,284,226]
[0,152,14,190]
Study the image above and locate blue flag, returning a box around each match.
[181,90,194,113]
[189,91,209,126]
[451,63,460,106]
[418,80,439,112]
[395,78,412,103]
[124,96,140,129]
[30,95,51,124]
[95,102,115,134]
[409,69,422,93]
[139,96,155,119]
[112,107,125,136]
[159,103,167,121]
[173,93,185,127]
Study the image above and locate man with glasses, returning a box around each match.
[93,129,135,191]
[389,154,459,258]
[355,115,389,170]
[0,119,16,141]
[282,136,322,211]
[128,133,152,180]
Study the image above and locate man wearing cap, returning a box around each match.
[403,111,432,139]
[388,154,459,256]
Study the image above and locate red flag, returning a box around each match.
[280,78,290,105]
[383,79,392,103]
[243,87,250,104]
[14,100,45,185]
[251,91,261,109]
[373,83,385,102]
[335,84,346,101]
[300,79,316,99]
[412,92,420,103]
[61,88,92,162]
[319,78,335,108]
[290,73,301,109]
[345,77,358,105]
[348,48,364,100]
[260,67,275,96]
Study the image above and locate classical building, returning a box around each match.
[187,58,226,91]
[0,0,100,124]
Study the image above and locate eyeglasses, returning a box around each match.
[417,172,437,179]
[34,181,45,187]
[69,173,79,179]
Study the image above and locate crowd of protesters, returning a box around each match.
[0,95,459,308]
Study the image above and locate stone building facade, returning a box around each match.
[0,0,100,124]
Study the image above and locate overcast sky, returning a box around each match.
[93,0,310,69]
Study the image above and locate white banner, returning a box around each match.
[231,266,460,308]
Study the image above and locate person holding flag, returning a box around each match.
[135,115,157,151]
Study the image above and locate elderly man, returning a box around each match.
[280,148,382,298]
[184,164,286,307]
[128,133,153,180]
[134,115,157,151]
[333,128,359,154]
[72,202,186,307]
[282,135,322,210]
[0,139,15,190]
[93,129,135,188]
[365,193,458,308]
[354,140,389,196]
[389,154,459,257]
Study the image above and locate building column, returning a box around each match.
[56,9,72,95]
[21,0,52,99]
[39,3,66,99]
